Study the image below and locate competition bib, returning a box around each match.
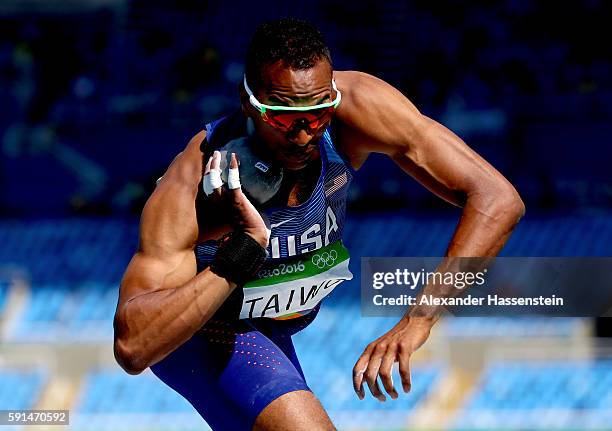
[240,241,353,319]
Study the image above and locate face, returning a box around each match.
[243,59,335,170]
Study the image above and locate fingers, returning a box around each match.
[364,348,386,402]
[355,342,405,401]
[352,350,370,400]
[202,153,212,194]
[227,152,248,207]
[354,343,388,402]
[379,345,399,400]
[203,151,223,197]
[230,152,239,169]
[227,152,241,190]
[398,343,412,393]
[204,153,212,175]
[210,151,223,198]
[352,368,366,400]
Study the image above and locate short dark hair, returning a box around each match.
[245,18,332,90]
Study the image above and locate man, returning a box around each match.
[113,18,524,431]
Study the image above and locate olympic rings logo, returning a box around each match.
[311,250,338,268]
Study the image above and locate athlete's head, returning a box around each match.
[241,18,338,170]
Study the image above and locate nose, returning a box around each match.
[287,128,314,147]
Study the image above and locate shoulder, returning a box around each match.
[335,69,418,101]
[138,130,207,255]
[332,71,427,164]
[334,71,416,116]
[155,129,206,189]
[143,129,206,224]
[334,70,389,97]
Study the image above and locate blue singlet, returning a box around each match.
[151,111,354,430]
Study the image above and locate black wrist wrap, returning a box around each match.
[210,232,268,286]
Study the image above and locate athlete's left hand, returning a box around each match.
[353,316,435,401]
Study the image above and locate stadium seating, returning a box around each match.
[72,369,206,431]
[0,219,136,285]
[0,369,46,410]
[9,284,117,342]
[77,370,197,413]
[2,2,611,215]
[1,212,610,341]
[438,317,584,338]
[454,360,612,430]
[0,281,8,314]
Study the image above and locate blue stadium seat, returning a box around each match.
[454,360,612,430]
[0,281,8,315]
[438,317,584,338]
[71,368,206,430]
[10,283,117,342]
[77,369,198,414]
[0,220,136,285]
[0,369,46,410]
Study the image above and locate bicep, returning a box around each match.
[390,116,506,207]
[338,73,512,206]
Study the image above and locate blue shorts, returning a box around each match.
[150,303,319,431]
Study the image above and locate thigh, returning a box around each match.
[249,305,321,379]
[150,318,312,431]
[253,390,335,431]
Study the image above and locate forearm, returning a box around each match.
[446,186,525,257]
[406,186,525,322]
[114,268,236,373]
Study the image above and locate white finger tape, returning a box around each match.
[202,176,212,195]
[203,168,223,195]
[227,167,241,189]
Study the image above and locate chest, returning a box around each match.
[264,159,322,208]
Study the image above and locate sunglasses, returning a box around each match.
[243,75,342,133]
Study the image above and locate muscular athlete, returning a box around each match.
[113,18,524,430]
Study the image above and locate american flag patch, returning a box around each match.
[324,172,348,197]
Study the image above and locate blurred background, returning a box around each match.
[0,0,611,430]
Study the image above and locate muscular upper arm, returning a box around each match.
[335,71,517,207]
[118,130,206,303]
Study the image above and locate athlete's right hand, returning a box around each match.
[204,150,271,248]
